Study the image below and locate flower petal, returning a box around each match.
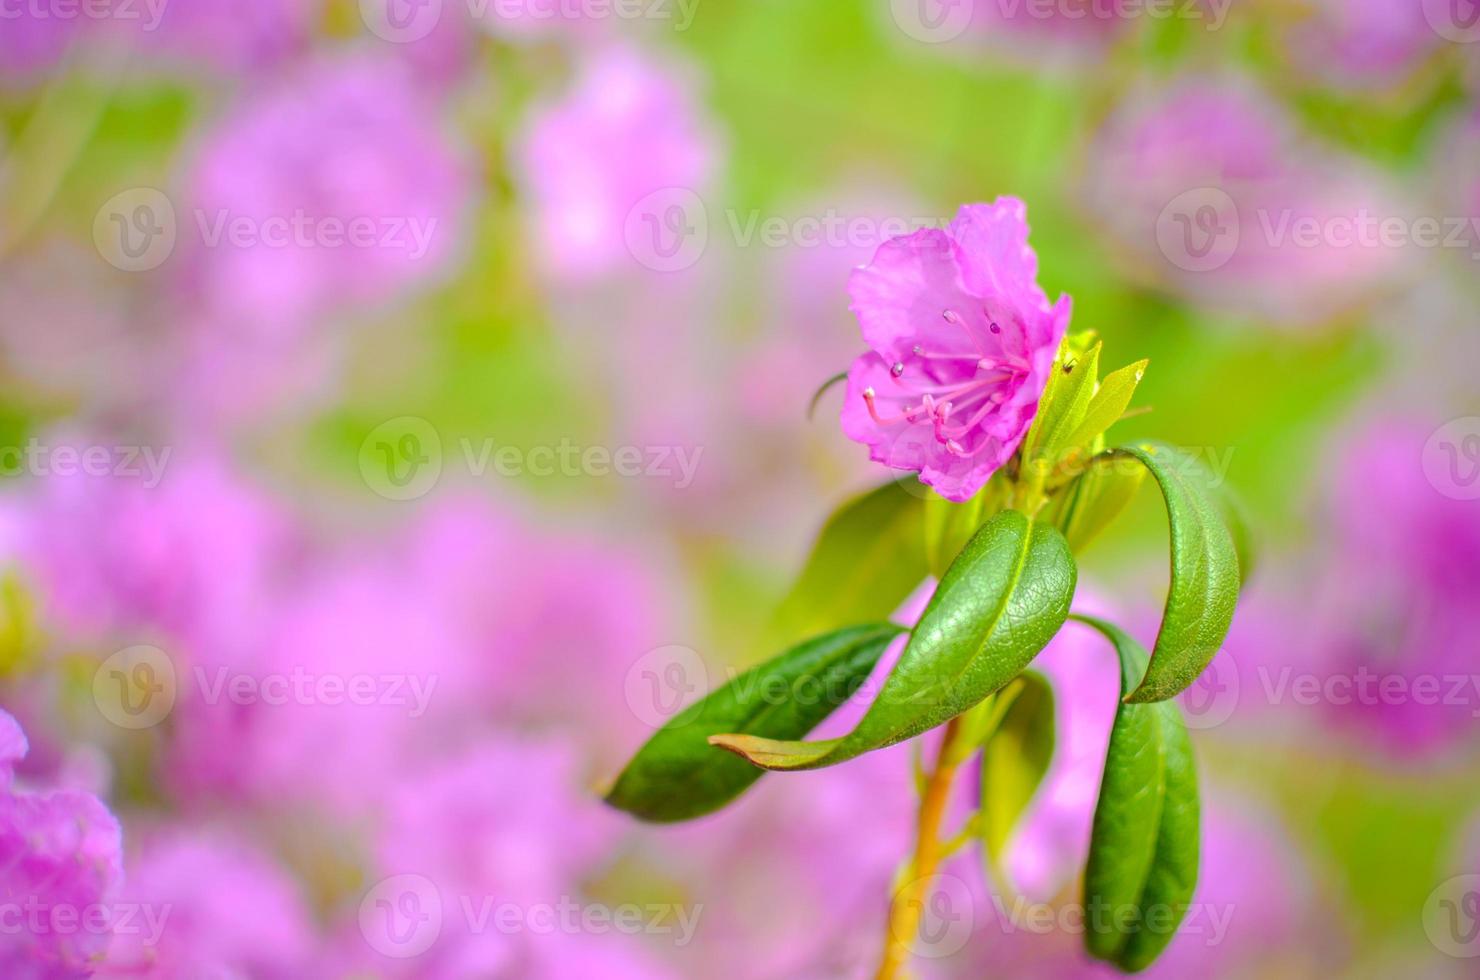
[847,228,984,364]
[949,198,1051,311]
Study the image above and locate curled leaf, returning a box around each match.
[1075,615,1200,973]
[1101,442,1239,704]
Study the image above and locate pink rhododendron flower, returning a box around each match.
[1316,418,1480,755]
[516,44,719,281]
[840,198,1070,501]
[126,0,316,76]
[1085,75,1406,327]
[99,830,315,978]
[14,448,292,652]
[181,53,473,336]
[1283,0,1438,90]
[322,737,636,978]
[0,11,81,84]
[0,710,124,978]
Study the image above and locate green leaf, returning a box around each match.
[1212,480,1256,585]
[979,671,1055,870]
[1064,358,1148,452]
[604,624,903,822]
[1076,615,1200,973]
[766,482,929,649]
[1022,342,1102,479]
[711,510,1076,771]
[1049,456,1147,553]
[1102,442,1240,704]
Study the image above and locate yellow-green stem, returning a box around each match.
[875,716,971,980]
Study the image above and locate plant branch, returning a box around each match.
[875,715,970,980]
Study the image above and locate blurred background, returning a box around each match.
[1,0,1479,976]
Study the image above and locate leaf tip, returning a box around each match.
[706,733,837,771]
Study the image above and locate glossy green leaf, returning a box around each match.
[604,623,903,822]
[711,510,1076,771]
[1076,615,1199,973]
[979,671,1055,869]
[1064,358,1148,452]
[1212,480,1256,585]
[1022,342,1101,479]
[766,481,928,649]
[1102,442,1240,704]
[1049,455,1147,553]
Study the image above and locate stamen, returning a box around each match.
[890,362,905,377]
[862,387,908,426]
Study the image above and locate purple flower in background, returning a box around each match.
[170,553,476,812]
[1283,0,1439,90]
[1316,418,1480,755]
[0,10,81,85]
[99,830,315,978]
[182,53,473,336]
[126,0,315,76]
[322,737,638,978]
[516,44,719,282]
[0,711,124,979]
[840,198,1070,501]
[14,448,291,651]
[374,740,618,908]
[1085,75,1405,328]
[400,497,676,765]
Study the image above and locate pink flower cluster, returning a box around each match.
[841,199,1069,501]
